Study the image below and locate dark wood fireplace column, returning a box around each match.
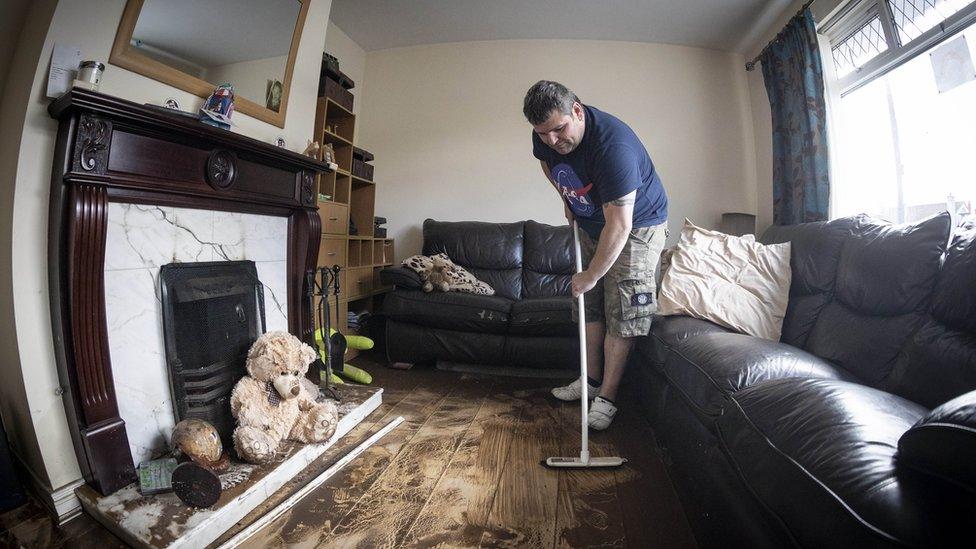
[47,89,330,495]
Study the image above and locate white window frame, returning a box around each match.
[821,0,976,96]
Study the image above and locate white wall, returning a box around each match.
[324,21,366,118]
[0,0,334,513]
[357,39,757,261]
[0,0,32,96]
[0,0,61,499]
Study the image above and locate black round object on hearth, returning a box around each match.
[172,462,222,508]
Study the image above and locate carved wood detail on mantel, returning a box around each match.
[47,88,331,496]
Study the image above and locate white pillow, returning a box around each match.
[658,219,791,341]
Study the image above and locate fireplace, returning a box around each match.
[47,89,327,495]
[160,261,266,445]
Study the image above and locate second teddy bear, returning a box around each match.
[401,252,495,295]
[424,256,452,292]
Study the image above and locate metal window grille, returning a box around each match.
[821,0,976,94]
[832,16,890,76]
[888,0,974,44]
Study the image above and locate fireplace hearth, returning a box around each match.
[160,261,265,446]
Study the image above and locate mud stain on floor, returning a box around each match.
[230,361,695,549]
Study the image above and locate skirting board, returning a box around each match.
[437,360,576,380]
[13,454,84,526]
[77,386,382,548]
[50,478,85,524]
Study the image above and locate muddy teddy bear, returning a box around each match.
[230,331,338,464]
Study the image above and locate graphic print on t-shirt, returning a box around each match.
[551,163,597,217]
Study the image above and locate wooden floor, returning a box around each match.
[0,354,696,548]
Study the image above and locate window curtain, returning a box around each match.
[760,8,830,225]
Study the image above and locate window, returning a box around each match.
[889,0,974,44]
[822,0,976,222]
[832,16,889,77]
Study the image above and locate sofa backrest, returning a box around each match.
[803,213,951,387]
[761,217,856,348]
[880,226,976,407]
[521,221,574,298]
[422,219,524,300]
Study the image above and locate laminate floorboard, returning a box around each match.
[1,354,696,549]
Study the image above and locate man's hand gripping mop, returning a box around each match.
[543,220,627,469]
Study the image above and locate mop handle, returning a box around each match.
[572,220,590,464]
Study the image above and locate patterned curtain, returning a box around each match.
[760,8,830,225]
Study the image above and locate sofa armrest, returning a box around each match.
[380,266,423,290]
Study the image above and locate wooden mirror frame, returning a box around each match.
[109,0,309,128]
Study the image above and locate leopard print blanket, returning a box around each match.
[401,253,495,295]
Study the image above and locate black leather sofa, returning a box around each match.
[380,219,579,370]
[635,212,976,547]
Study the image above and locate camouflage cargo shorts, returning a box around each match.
[571,223,668,338]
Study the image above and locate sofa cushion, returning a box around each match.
[636,315,730,367]
[521,220,573,299]
[805,301,926,386]
[881,318,976,408]
[379,266,424,290]
[716,378,974,547]
[930,226,976,333]
[658,220,792,341]
[509,297,575,337]
[761,217,855,348]
[881,227,976,406]
[662,332,856,417]
[898,389,976,492]
[423,219,524,299]
[835,213,949,315]
[382,290,512,334]
[805,213,951,386]
[385,320,577,370]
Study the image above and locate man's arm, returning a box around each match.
[571,190,635,297]
[540,160,573,223]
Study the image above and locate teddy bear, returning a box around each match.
[423,256,452,292]
[402,253,495,295]
[230,331,339,464]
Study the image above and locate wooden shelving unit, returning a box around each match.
[313,97,393,360]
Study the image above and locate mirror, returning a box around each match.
[110,0,308,128]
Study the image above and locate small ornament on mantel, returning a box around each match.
[302,139,320,158]
[199,83,235,130]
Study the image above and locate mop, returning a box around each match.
[543,220,627,469]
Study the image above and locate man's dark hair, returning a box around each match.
[523,80,580,125]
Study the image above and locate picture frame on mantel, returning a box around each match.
[109,0,309,128]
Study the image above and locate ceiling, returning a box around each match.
[328,0,778,53]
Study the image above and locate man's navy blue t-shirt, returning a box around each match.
[532,105,668,239]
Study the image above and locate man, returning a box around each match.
[524,80,668,430]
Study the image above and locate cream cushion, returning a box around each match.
[658,219,792,341]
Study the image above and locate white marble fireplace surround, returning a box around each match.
[104,203,289,467]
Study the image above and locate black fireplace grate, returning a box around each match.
[160,261,265,446]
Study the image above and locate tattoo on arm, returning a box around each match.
[606,197,635,207]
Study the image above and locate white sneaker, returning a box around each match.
[551,377,601,402]
[587,397,618,430]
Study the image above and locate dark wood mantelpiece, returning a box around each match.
[47,88,331,495]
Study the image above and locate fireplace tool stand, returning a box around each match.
[306,265,343,401]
